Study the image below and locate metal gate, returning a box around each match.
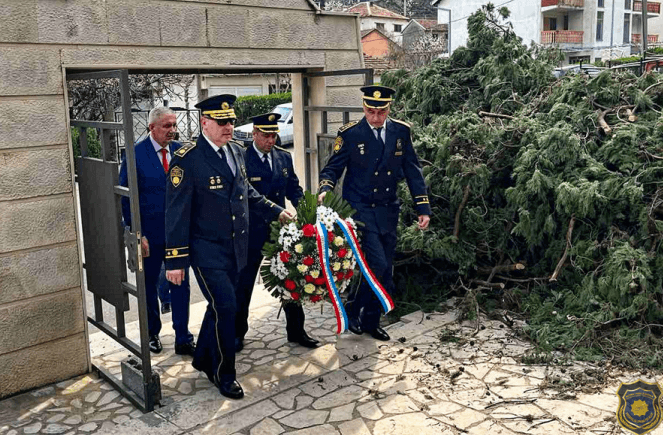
[67,69,160,412]
[301,68,374,190]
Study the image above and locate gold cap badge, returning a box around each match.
[373,91,381,99]
[269,114,276,121]
[221,102,229,110]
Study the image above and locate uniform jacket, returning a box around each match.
[318,116,431,234]
[119,136,182,248]
[243,144,303,251]
[164,136,284,271]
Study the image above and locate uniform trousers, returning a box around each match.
[143,246,193,345]
[236,248,307,340]
[192,266,238,384]
[345,229,398,331]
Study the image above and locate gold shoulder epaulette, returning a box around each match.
[338,120,359,133]
[174,143,196,157]
[390,118,411,128]
[274,145,288,152]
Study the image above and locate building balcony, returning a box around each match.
[541,30,584,44]
[632,33,659,43]
[633,1,661,14]
[541,0,584,8]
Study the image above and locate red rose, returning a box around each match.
[311,295,322,303]
[337,248,348,258]
[336,272,345,281]
[291,292,301,301]
[285,279,296,291]
[279,251,291,263]
[345,270,354,279]
[302,224,316,237]
[328,231,335,242]
[305,275,314,283]
[302,256,315,266]
[314,277,326,286]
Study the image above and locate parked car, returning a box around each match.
[233,102,294,147]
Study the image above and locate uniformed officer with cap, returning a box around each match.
[236,113,319,351]
[164,95,292,400]
[318,85,431,341]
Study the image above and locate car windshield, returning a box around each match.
[273,106,291,122]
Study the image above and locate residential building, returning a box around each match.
[402,18,448,51]
[361,28,400,56]
[348,1,410,44]
[431,0,661,64]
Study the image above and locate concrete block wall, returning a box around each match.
[0,0,362,398]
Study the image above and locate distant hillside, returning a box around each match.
[317,0,437,19]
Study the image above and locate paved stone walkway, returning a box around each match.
[0,287,656,435]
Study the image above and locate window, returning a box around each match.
[549,17,557,31]
[625,0,631,9]
[597,11,604,41]
[569,55,591,64]
[598,0,604,7]
[394,24,402,32]
[624,13,631,43]
[564,14,569,30]
[376,22,385,31]
[209,86,263,97]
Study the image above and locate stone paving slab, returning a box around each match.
[3,289,663,435]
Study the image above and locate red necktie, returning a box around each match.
[160,148,169,173]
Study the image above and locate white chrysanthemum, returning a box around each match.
[332,262,341,271]
[333,236,344,246]
[281,289,292,300]
[345,217,357,231]
[297,264,308,273]
[294,244,303,253]
[270,257,288,279]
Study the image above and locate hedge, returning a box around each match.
[234,92,292,125]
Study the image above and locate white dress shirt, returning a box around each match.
[371,123,386,143]
[252,143,272,170]
[203,133,236,176]
[150,134,171,168]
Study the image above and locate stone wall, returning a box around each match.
[0,0,363,398]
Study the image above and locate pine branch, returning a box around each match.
[549,215,576,282]
[479,111,514,120]
[452,185,471,243]
[478,263,526,274]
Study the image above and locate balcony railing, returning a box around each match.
[541,30,584,44]
[632,33,659,43]
[633,1,661,13]
[541,0,584,7]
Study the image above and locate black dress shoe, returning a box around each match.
[235,337,244,352]
[174,341,196,356]
[161,302,171,314]
[347,318,363,335]
[218,380,244,399]
[368,327,390,341]
[288,331,319,348]
[149,335,163,353]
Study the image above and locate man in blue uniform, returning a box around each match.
[318,85,431,341]
[164,95,291,400]
[236,113,319,351]
[119,107,194,356]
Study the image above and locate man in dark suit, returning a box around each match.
[164,95,292,400]
[236,113,318,351]
[318,86,431,342]
[119,107,194,355]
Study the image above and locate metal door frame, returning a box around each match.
[67,69,159,412]
[301,68,374,190]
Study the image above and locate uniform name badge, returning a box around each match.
[170,166,183,187]
[209,176,223,190]
[358,144,365,155]
[282,167,288,177]
[395,139,403,156]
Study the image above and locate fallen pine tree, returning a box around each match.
[382,4,663,368]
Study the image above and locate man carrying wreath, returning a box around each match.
[318,85,431,341]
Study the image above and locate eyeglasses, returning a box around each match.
[206,116,235,126]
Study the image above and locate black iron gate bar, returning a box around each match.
[302,68,374,191]
[67,69,158,413]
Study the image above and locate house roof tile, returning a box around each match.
[348,2,408,20]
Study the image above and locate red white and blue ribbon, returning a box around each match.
[315,221,348,334]
[335,218,394,314]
